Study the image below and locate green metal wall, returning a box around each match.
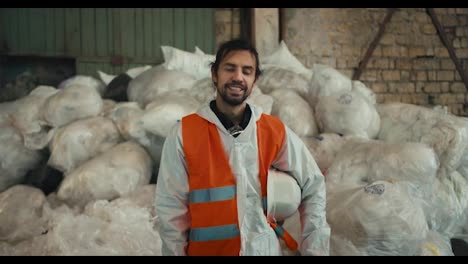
[0,8,215,77]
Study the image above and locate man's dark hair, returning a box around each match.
[210,38,262,81]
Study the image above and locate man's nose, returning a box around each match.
[232,69,243,81]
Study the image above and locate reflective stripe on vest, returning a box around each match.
[190,186,236,204]
[189,224,240,242]
[182,113,297,255]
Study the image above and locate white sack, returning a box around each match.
[127,66,196,107]
[307,64,352,107]
[99,99,117,117]
[0,199,162,255]
[419,231,454,256]
[140,91,200,138]
[256,66,310,99]
[107,102,147,143]
[326,138,439,197]
[125,65,152,79]
[187,77,216,104]
[300,133,346,174]
[270,89,318,137]
[377,103,468,177]
[98,65,153,86]
[0,185,49,243]
[327,181,428,256]
[58,75,106,96]
[315,91,380,139]
[0,85,58,133]
[246,86,274,115]
[261,40,312,79]
[42,84,103,127]
[48,116,122,174]
[0,86,58,150]
[97,71,116,86]
[161,45,214,80]
[0,124,42,192]
[351,80,376,105]
[108,102,165,174]
[57,142,153,207]
[111,184,156,217]
[425,172,468,237]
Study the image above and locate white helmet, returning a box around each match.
[267,169,301,221]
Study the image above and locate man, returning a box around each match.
[154,39,330,256]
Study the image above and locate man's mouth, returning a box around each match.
[226,84,245,92]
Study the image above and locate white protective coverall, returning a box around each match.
[154,103,330,256]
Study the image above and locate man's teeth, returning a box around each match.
[228,86,243,91]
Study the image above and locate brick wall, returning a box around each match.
[284,8,468,116]
[214,8,242,49]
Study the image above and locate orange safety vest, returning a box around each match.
[181,113,298,256]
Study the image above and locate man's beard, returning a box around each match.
[218,84,250,106]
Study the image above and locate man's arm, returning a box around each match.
[272,126,331,256]
[154,123,191,256]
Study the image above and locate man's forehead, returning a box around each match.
[221,50,256,67]
[223,62,255,70]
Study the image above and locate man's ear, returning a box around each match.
[211,68,218,86]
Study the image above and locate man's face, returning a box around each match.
[212,50,257,106]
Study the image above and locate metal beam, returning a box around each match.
[279,8,286,42]
[353,8,397,80]
[427,8,468,91]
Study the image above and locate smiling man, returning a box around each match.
[154,39,330,256]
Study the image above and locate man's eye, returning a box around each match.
[243,71,252,75]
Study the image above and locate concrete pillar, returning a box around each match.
[253,8,280,57]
